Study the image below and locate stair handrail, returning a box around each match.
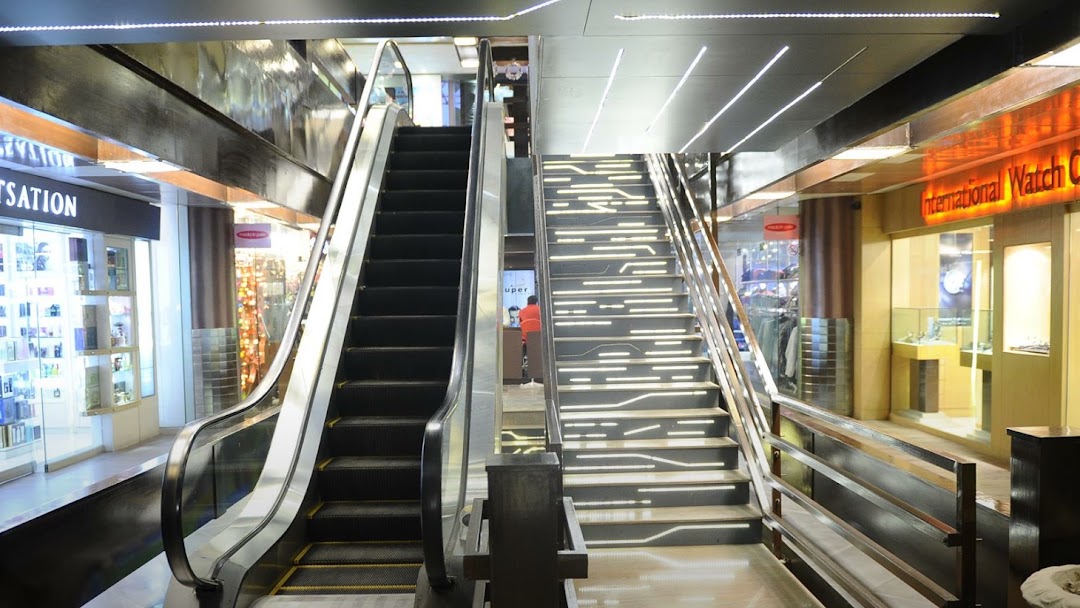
[161,39,413,592]
[532,158,564,465]
[420,38,495,590]
[648,154,977,607]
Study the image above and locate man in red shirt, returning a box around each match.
[518,295,541,342]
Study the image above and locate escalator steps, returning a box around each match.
[370,234,464,260]
[344,346,452,380]
[389,151,470,171]
[275,563,420,595]
[308,501,422,542]
[387,170,467,190]
[348,315,456,347]
[375,211,465,235]
[333,380,447,417]
[328,419,426,458]
[353,286,459,315]
[318,457,421,501]
[298,541,424,565]
[393,133,471,152]
[364,260,462,287]
[380,190,467,212]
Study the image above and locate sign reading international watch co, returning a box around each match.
[0,166,160,239]
[922,138,1080,225]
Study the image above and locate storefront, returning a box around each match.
[0,166,159,481]
[877,134,1080,459]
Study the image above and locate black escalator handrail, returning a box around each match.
[161,39,413,592]
[420,38,494,591]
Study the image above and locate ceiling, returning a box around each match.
[341,40,476,77]
[0,0,1071,160]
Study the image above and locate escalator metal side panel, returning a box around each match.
[461,100,509,523]
[165,105,401,608]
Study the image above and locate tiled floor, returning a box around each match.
[0,430,178,525]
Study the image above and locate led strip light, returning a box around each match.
[615,11,999,21]
[582,48,626,152]
[645,46,708,134]
[680,45,788,153]
[586,524,750,547]
[0,0,568,32]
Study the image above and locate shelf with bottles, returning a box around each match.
[106,246,130,292]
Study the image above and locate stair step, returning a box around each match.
[544,210,665,228]
[308,501,421,542]
[348,315,456,347]
[275,563,420,595]
[344,346,452,381]
[549,313,694,338]
[375,211,464,236]
[561,407,729,440]
[543,183,655,202]
[327,417,427,458]
[550,293,688,317]
[554,335,704,361]
[353,286,458,315]
[380,190,467,212]
[562,437,738,472]
[296,541,423,565]
[318,457,421,501]
[547,239,671,258]
[549,255,677,278]
[557,359,711,384]
[558,382,720,411]
[389,150,469,171]
[546,224,666,244]
[332,380,447,417]
[369,235,463,260]
[398,125,471,136]
[394,134,471,152]
[565,469,750,508]
[550,274,684,296]
[387,170,467,191]
[363,259,461,288]
[576,504,762,547]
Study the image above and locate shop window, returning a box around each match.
[890,225,993,442]
[1003,243,1051,355]
[135,240,155,397]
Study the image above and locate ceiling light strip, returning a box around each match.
[723,47,864,154]
[582,48,626,152]
[645,46,708,134]
[679,46,789,153]
[615,12,999,22]
[0,0,567,33]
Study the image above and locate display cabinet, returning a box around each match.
[1003,242,1051,356]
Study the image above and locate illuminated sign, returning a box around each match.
[922,140,1080,224]
[763,214,799,240]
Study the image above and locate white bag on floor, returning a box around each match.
[1022,565,1080,607]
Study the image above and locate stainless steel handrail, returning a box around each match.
[420,38,495,590]
[649,154,977,606]
[161,39,413,592]
[533,158,564,467]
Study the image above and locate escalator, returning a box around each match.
[267,126,470,598]
[162,39,506,608]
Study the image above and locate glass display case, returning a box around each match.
[891,308,965,345]
[1003,242,1051,355]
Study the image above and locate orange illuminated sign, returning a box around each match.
[921,139,1080,225]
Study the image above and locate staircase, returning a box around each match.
[541,154,761,548]
[268,126,469,597]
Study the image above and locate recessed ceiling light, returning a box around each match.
[679,46,788,153]
[582,48,626,152]
[453,36,479,46]
[832,146,912,160]
[615,11,999,22]
[645,46,707,134]
[0,0,567,33]
[461,57,480,69]
[1031,41,1080,67]
[393,61,403,69]
[745,191,795,200]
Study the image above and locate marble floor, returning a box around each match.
[0,430,178,525]
[575,544,824,608]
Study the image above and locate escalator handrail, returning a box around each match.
[420,38,495,590]
[532,159,563,463]
[161,39,413,592]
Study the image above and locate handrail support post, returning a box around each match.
[955,462,976,607]
[771,398,784,560]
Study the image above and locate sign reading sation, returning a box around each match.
[922,140,1080,224]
